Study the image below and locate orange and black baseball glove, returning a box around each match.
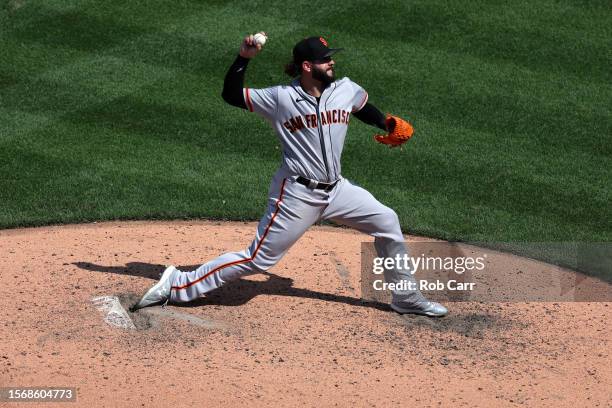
[374,115,414,148]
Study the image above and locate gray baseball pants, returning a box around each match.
[169,170,425,304]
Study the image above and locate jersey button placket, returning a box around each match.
[315,104,331,182]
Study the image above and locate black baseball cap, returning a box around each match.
[293,36,343,64]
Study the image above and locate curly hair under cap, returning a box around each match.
[284,60,301,77]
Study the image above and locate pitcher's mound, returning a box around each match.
[0,221,609,407]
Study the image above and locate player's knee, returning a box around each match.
[250,261,271,273]
[379,208,401,234]
[249,252,280,273]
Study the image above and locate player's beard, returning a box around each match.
[312,65,335,85]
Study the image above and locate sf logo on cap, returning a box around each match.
[319,37,328,46]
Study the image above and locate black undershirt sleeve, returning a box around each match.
[221,55,250,109]
[223,58,388,128]
[353,102,387,131]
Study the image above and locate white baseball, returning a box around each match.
[253,32,267,46]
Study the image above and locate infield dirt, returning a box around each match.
[0,221,610,407]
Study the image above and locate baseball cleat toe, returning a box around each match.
[390,300,448,317]
[131,265,178,311]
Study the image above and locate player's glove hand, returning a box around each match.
[374,115,414,148]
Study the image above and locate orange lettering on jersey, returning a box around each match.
[284,109,353,134]
[289,116,304,131]
[283,121,294,133]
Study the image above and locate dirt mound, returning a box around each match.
[1,221,609,406]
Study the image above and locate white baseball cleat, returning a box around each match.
[390,300,448,317]
[131,265,178,311]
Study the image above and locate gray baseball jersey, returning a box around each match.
[244,77,368,182]
[167,77,426,307]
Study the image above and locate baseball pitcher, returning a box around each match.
[132,34,448,317]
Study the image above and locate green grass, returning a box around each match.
[1,1,611,267]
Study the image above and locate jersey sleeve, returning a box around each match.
[243,86,279,120]
[348,80,369,112]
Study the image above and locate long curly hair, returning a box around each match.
[284,60,302,77]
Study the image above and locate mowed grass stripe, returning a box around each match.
[312,0,611,82]
[0,124,276,228]
[345,119,610,242]
[1,1,610,253]
[328,32,610,147]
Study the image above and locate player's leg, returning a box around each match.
[321,178,417,297]
[321,179,447,316]
[169,177,322,303]
[321,179,405,241]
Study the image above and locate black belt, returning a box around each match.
[296,176,339,192]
